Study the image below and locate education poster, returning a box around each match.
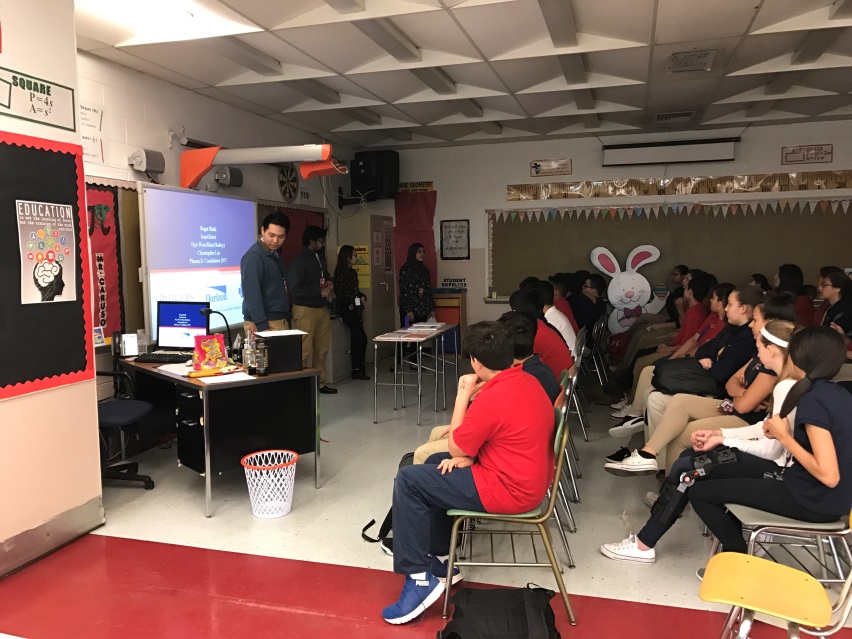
[16,199,77,303]
[85,184,124,335]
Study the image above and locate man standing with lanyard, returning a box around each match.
[240,212,291,333]
[290,225,337,394]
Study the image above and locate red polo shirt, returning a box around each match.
[670,303,709,347]
[535,319,574,377]
[696,313,725,345]
[453,366,555,514]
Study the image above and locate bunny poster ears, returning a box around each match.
[590,245,661,275]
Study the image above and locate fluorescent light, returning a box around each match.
[75,0,260,46]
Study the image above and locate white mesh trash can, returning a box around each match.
[241,450,299,519]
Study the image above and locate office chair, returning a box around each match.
[97,371,155,490]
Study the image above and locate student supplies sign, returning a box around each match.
[16,200,78,304]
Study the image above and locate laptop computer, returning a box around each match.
[136,301,210,363]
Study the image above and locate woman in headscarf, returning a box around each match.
[398,243,434,328]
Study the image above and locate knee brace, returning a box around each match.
[650,480,690,528]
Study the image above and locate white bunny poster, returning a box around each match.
[590,245,668,334]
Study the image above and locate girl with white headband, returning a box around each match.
[600,320,799,565]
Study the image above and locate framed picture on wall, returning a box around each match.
[440,219,470,260]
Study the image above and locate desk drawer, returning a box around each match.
[176,414,205,474]
[176,389,202,417]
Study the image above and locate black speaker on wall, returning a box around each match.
[349,150,399,201]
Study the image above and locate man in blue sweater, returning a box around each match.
[240,212,291,333]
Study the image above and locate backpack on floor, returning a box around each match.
[438,586,561,639]
[361,451,414,549]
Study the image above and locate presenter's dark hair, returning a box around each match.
[261,211,290,232]
[462,321,513,371]
[302,225,327,246]
[779,326,847,417]
[498,311,537,360]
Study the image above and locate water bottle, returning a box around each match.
[136,329,149,355]
[255,337,268,376]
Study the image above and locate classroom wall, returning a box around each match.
[77,52,345,208]
[0,0,103,571]
[364,121,852,323]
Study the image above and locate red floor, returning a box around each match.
[0,535,847,639]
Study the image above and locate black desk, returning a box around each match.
[120,360,320,516]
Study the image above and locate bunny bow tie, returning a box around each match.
[623,306,643,319]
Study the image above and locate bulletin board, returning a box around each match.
[489,202,852,295]
[0,131,93,399]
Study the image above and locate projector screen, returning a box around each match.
[141,186,256,339]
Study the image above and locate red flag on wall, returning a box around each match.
[85,185,125,335]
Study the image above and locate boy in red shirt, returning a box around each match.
[382,322,555,624]
[509,288,574,377]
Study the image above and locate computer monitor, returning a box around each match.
[156,301,210,349]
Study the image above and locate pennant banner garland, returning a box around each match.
[486,200,852,222]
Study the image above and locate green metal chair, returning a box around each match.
[441,390,577,625]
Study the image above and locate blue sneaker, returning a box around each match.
[430,555,463,585]
[382,572,445,624]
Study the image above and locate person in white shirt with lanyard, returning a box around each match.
[289,225,337,394]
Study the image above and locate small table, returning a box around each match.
[119,360,320,517]
[372,324,459,425]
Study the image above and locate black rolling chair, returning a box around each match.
[97,371,155,490]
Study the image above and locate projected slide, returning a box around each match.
[143,187,256,337]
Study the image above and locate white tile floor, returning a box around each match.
[91,362,801,616]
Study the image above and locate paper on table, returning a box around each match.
[157,363,192,376]
[255,329,307,337]
[411,322,444,330]
[198,373,255,384]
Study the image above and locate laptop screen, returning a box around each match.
[157,301,210,349]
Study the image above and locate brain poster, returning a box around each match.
[0,131,93,399]
[16,200,77,304]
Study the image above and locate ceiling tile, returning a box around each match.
[750,0,834,33]
[89,48,208,89]
[649,38,739,83]
[216,0,326,31]
[655,0,758,44]
[194,87,277,115]
[120,41,248,85]
[572,0,655,45]
[273,23,390,74]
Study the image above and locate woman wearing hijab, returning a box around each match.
[398,243,434,327]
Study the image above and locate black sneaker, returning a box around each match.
[605,447,631,463]
[380,537,393,556]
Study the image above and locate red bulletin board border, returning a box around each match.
[0,131,94,400]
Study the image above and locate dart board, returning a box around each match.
[278,163,299,203]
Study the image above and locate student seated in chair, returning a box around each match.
[411,311,560,465]
[382,321,555,624]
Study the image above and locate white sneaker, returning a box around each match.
[644,491,658,509]
[608,416,647,438]
[604,450,658,476]
[610,403,637,420]
[610,396,630,410]
[600,534,656,564]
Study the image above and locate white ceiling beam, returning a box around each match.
[410,67,456,94]
[456,99,483,118]
[203,38,282,77]
[324,0,366,13]
[352,18,421,63]
[389,130,413,142]
[478,121,503,135]
[573,88,595,110]
[348,108,383,125]
[536,0,578,48]
[792,29,844,65]
[581,113,600,129]
[830,0,852,19]
[764,72,801,96]
[746,101,776,118]
[557,54,587,84]
[287,79,341,104]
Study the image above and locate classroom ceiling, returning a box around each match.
[75,0,852,150]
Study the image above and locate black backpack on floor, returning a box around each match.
[438,586,561,639]
[361,451,414,548]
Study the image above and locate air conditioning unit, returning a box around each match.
[601,137,739,167]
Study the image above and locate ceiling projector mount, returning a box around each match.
[179,144,347,189]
